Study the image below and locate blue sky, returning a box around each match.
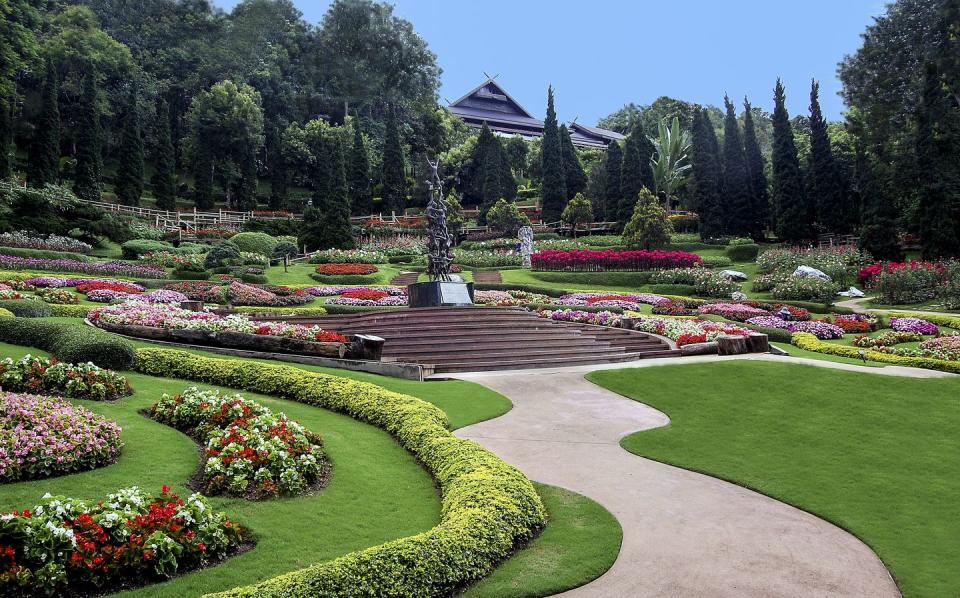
[214,0,887,123]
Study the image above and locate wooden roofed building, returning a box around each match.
[447,78,625,150]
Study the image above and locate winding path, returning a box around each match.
[450,355,930,597]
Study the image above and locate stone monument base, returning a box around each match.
[407,281,474,308]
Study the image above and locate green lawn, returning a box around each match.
[588,361,960,598]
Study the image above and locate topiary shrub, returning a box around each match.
[229,232,278,257]
[700,255,733,268]
[622,187,672,250]
[0,299,52,317]
[120,239,173,259]
[272,240,298,260]
[0,319,136,369]
[204,240,241,269]
[726,243,760,262]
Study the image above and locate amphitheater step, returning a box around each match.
[472,271,502,283]
[389,272,420,285]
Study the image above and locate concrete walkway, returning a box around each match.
[453,356,913,597]
[836,296,959,319]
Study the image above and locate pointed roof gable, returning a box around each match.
[449,78,536,119]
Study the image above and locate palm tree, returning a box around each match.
[648,117,692,210]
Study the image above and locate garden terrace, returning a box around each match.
[250,307,680,373]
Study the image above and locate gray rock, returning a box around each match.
[731,291,748,301]
[720,269,748,281]
[847,286,865,298]
[792,265,831,281]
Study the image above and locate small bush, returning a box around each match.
[229,231,278,257]
[771,277,840,304]
[204,240,241,269]
[171,268,211,280]
[726,243,760,262]
[272,240,298,260]
[872,266,942,304]
[0,318,136,369]
[701,255,733,268]
[0,299,52,317]
[120,239,173,259]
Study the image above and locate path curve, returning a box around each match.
[453,357,905,597]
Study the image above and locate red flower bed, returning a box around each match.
[315,263,379,276]
[857,260,945,287]
[531,249,702,272]
[676,333,708,347]
[76,281,144,294]
[315,330,349,343]
[341,289,389,301]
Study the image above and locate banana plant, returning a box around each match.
[648,117,692,210]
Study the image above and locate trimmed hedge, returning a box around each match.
[0,299,52,317]
[0,318,136,369]
[133,348,546,598]
[725,243,760,262]
[0,307,14,317]
[232,306,328,317]
[738,322,794,343]
[529,271,653,287]
[0,246,94,262]
[229,232,278,257]
[647,284,697,296]
[171,269,211,280]
[49,304,93,318]
[791,332,960,374]
[472,282,567,298]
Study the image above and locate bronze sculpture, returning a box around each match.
[425,157,455,281]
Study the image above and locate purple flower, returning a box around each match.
[889,317,939,335]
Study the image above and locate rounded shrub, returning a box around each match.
[229,232,278,257]
[0,319,136,369]
[121,239,174,259]
[0,307,14,317]
[204,240,241,269]
[726,243,760,262]
[0,299,52,317]
[171,268,211,280]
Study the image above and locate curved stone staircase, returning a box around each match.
[254,307,679,373]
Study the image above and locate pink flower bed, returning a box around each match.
[698,303,770,322]
[305,286,406,297]
[325,295,408,307]
[889,317,939,335]
[538,309,622,326]
[555,292,670,310]
[531,249,702,272]
[745,316,845,339]
[0,392,123,482]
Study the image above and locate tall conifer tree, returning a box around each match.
[0,93,12,179]
[194,145,214,210]
[618,127,644,224]
[237,144,258,211]
[771,79,810,242]
[540,86,566,222]
[807,80,848,232]
[73,70,101,202]
[115,79,144,206]
[635,124,656,192]
[690,108,724,238]
[479,123,502,222]
[601,140,623,222]
[348,116,372,215]
[302,135,353,250]
[742,97,770,239]
[721,95,752,236]
[381,104,405,216]
[27,60,60,188]
[152,98,177,211]
[858,147,904,261]
[559,124,586,199]
[267,123,287,210]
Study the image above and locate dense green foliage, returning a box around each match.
[381,104,405,215]
[601,140,622,222]
[721,96,752,236]
[114,79,144,205]
[540,86,566,223]
[741,98,770,239]
[0,317,136,368]
[690,108,723,238]
[771,79,810,242]
[622,187,672,250]
[349,116,373,215]
[72,70,102,202]
[26,60,60,188]
[807,80,849,233]
[151,97,177,210]
[559,124,587,199]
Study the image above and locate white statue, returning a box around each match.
[518,226,534,269]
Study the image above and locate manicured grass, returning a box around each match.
[589,361,960,598]
[770,341,884,367]
[461,483,622,598]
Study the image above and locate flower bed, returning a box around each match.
[830,313,878,333]
[139,251,206,270]
[538,309,621,326]
[652,299,699,316]
[792,332,960,374]
[133,348,545,597]
[453,249,523,268]
[160,281,312,307]
[76,281,145,294]
[697,302,769,321]
[474,289,551,307]
[90,302,351,357]
[325,295,407,306]
[857,260,945,287]
[151,388,326,498]
[649,267,741,297]
[770,277,840,303]
[315,263,378,276]
[141,289,189,303]
[0,255,167,278]
[0,392,123,482]
[554,292,669,311]
[889,317,939,335]
[0,486,246,596]
[35,287,79,304]
[0,231,92,254]
[306,285,406,297]
[745,316,845,339]
[532,249,702,272]
[630,316,751,346]
[308,249,386,264]
[0,289,25,300]
[87,289,135,303]
[852,331,923,348]
[0,354,132,401]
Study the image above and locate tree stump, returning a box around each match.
[350,334,385,361]
[619,317,637,330]
[180,300,204,312]
[716,334,750,356]
[680,341,718,356]
[747,332,770,353]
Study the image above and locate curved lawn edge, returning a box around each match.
[460,482,622,598]
[133,347,547,598]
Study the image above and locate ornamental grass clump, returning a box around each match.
[0,355,132,401]
[151,387,327,498]
[0,486,245,596]
[0,393,123,482]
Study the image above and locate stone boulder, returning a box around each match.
[720,270,748,282]
[792,265,831,281]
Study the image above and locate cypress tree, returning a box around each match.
[771,79,810,242]
[721,95,752,236]
[27,60,60,188]
[540,85,566,222]
[742,97,770,240]
[193,144,214,210]
[152,98,177,211]
[858,148,904,261]
[634,125,656,192]
[601,140,622,222]
[237,144,258,211]
[381,104,405,216]
[73,70,101,202]
[0,93,12,179]
[348,116,372,215]
[618,127,644,224]
[690,108,724,239]
[497,138,517,201]
[267,123,287,210]
[916,62,960,259]
[302,136,354,250]
[559,124,587,199]
[114,79,144,206]
[807,80,848,232]
[479,124,502,223]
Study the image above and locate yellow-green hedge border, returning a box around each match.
[133,348,546,598]
[791,332,960,374]
[48,304,93,317]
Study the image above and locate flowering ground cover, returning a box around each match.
[554,292,670,310]
[0,255,167,279]
[630,316,752,346]
[0,392,123,482]
[589,361,960,597]
[745,316,846,339]
[473,289,552,307]
[852,331,923,348]
[0,231,92,254]
[0,485,245,595]
[538,309,622,326]
[0,355,132,401]
[151,388,327,498]
[889,317,939,335]
[305,285,406,297]
[532,249,702,272]
[325,294,407,306]
[697,302,769,321]
[828,313,878,333]
[161,281,313,307]
[308,249,387,264]
[34,287,78,304]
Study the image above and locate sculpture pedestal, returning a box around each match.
[407,281,474,308]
